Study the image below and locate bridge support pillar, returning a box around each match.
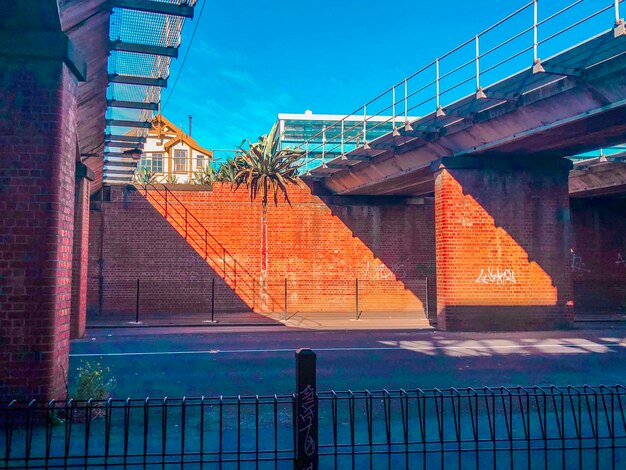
[433,157,573,331]
[0,1,84,400]
[70,163,94,340]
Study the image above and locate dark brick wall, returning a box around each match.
[571,198,626,312]
[0,59,78,400]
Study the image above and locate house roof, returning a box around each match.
[149,114,213,157]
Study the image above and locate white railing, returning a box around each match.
[297,0,624,174]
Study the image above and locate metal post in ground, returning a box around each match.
[425,277,429,319]
[355,278,359,320]
[284,277,288,322]
[136,279,139,322]
[211,278,215,322]
[129,279,142,324]
[204,278,218,323]
[295,348,318,470]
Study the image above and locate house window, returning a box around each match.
[196,154,204,169]
[173,149,188,173]
[140,153,163,173]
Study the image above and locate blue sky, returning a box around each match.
[161,0,618,158]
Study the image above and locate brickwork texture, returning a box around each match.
[570,198,626,311]
[88,184,435,319]
[435,163,573,331]
[0,59,78,400]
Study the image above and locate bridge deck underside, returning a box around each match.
[313,29,626,197]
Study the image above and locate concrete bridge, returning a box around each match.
[302,2,626,331]
[309,19,626,196]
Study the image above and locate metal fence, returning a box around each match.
[2,386,625,469]
[316,386,626,469]
[1,396,295,469]
[96,276,432,325]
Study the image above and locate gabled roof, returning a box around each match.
[149,114,213,157]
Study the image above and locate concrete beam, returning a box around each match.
[107,99,159,110]
[109,40,178,58]
[106,119,152,128]
[111,0,194,18]
[0,31,86,81]
[108,74,167,87]
[106,142,143,149]
[569,161,626,198]
[105,134,147,143]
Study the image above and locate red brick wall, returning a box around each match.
[70,174,90,338]
[571,198,626,311]
[88,184,435,318]
[0,60,77,400]
[87,194,103,316]
[434,161,573,331]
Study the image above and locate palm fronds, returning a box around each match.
[193,165,217,185]
[216,157,240,183]
[235,123,303,206]
[134,167,158,184]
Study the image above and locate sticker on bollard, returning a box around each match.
[295,348,318,469]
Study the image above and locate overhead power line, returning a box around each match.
[162,0,207,111]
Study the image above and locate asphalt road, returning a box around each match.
[69,324,626,398]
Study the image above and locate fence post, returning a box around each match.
[425,277,429,319]
[284,277,288,321]
[204,278,217,323]
[355,278,359,320]
[295,348,318,469]
[211,277,215,322]
[132,279,141,324]
[223,248,226,277]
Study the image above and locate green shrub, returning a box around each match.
[70,360,116,401]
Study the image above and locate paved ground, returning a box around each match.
[70,323,626,398]
[88,308,624,330]
[87,309,433,329]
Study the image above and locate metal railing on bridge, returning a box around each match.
[296,0,625,174]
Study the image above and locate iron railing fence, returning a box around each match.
[295,0,625,171]
[316,386,626,469]
[2,386,625,469]
[1,396,295,469]
[96,277,432,324]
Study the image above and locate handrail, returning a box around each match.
[141,183,235,261]
[294,0,624,171]
[139,183,286,308]
[142,184,234,268]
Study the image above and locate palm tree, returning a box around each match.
[193,165,218,185]
[234,123,302,205]
[134,167,158,185]
[216,157,239,183]
[235,123,303,310]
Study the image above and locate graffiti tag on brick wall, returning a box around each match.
[476,268,516,285]
[363,261,407,280]
[299,385,316,457]
[571,249,590,273]
[363,261,395,280]
[616,253,626,270]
